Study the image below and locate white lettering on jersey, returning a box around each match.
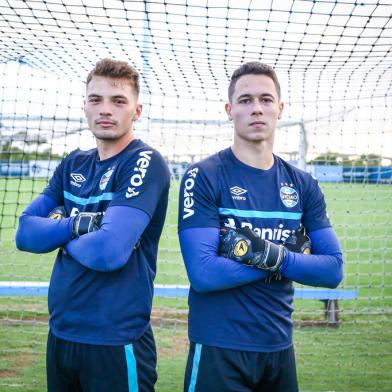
[223,220,293,242]
[126,150,153,199]
[183,167,199,219]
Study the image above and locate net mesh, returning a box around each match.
[1,0,391,390]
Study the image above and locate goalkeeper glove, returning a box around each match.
[72,212,103,237]
[283,227,311,254]
[48,206,66,220]
[219,226,285,272]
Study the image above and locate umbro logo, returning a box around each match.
[70,173,86,188]
[230,186,247,200]
[230,186,247,196]
[71,173,86,182]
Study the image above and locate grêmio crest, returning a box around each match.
[280,184,299,208]
[99,167,114,190]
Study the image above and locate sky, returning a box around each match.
[1,0,391,162]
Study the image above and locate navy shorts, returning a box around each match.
[47,326,157,392]
[184,343,298,392]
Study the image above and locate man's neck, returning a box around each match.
[231,140,274,170]
[96,133,134,161]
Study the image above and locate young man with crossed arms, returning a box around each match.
[178,62,343,392]
[16,58,170,391]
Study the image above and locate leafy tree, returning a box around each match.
[307,153,340,165]
[308,153,383,167]
[356,154,382,166]
[0,142,64,161]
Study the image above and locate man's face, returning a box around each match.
[84,76,142,142]
[225,74,283,144]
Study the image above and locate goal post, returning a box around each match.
[1,1,391,391]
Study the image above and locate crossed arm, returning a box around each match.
[179,226,343,293]
[16,194,149,272]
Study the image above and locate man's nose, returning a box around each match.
[251,99,263,115]
[100,101,113,116]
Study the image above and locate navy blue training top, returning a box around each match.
[42,139,170,345]
[178,148,331,352]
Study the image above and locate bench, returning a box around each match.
[0,282,357,326]
[293,287,358,326]
[156,286,359,326]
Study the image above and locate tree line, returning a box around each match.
[0,144,388,167]
[0,142,64,161]
[307,153,386,166]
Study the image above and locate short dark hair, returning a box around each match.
[228,62,281,102]
[86,58,140,96]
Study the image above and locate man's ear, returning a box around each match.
[133,103,143,121]
[278,101,284,120]
[225,102,232,121]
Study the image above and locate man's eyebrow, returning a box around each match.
[236,93,252,100]
[237,93,275,100]
[111,95,128,100]
[87,94,128,100]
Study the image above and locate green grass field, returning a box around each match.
[0,178,391,391]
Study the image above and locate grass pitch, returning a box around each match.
[0,178,391,391]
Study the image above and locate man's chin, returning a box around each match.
[238,131,270,143]
[92,130,118,140]
[92,130,133,143]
